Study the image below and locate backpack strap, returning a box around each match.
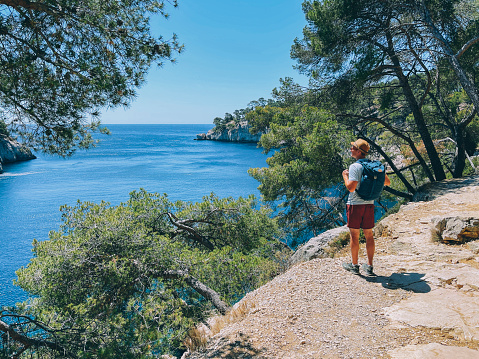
[356,158,370,165]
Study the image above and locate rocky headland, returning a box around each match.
[0,135,36,173]
[196,121,264,143]
[184,174,479,359]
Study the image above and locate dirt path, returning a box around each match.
[185,175,479,359]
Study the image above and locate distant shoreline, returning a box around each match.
[195,121,264,143]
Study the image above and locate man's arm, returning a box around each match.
[342,169,358,192]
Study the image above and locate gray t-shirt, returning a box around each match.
[347,162,375,205]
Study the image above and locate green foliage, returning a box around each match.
[325,231,350,257]
[0,0,182,156]
[248,104,350,245]
[246,106,286,134]
[291,0,479,182]
[210,97,276,133]
[11,191,288,357]
[0,120,8,136]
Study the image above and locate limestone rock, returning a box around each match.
[467,241,479,254]
[0,135,36,173]
[388,343,479,359]
[432,216,479,243]
[196,121,263,143]
[383,288,479,341]
[374,217,394,237]
[423,264,479,291]
[289,226,349,265]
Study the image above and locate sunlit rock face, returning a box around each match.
[0,136,36,173]
[196,121,264,143]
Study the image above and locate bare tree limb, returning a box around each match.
[163,270,230,315]
[166,213,215,250]
[456,36,479,59]
[383,186,413,200]
[0,319,71,356]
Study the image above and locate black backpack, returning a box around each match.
[355,159,386,201]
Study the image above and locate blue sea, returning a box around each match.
[0,124,269,307]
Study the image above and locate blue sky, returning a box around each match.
[101,0,309,125]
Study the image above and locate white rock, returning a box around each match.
[389,343,479,359]
[384,288,479,341]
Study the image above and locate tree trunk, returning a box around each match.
[385,32,446,182]
[163,270,230,315]
[0,320,66,356]
[452,125,467,178]
[383,186,413,200]
[166,213,215,251]
[420,2,479,111]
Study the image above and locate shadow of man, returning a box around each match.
[364,272,431,293]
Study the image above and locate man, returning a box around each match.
[342,139,390,276]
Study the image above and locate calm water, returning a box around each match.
[0,124,269,307]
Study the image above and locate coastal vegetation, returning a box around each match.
[241,0,479,245]
[211,98,274,134]
[2,192,289,357]
[0,0,182,156]
[1,0,479,358]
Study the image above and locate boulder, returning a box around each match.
[432,216,479,243]
[289,226,349,265]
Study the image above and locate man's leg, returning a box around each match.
[349,228,360,265]
[363,228,374,266]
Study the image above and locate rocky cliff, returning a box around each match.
[185,175,479,359]
[0,136,36,173]
[196,121,264,143]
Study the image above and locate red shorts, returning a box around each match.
[347,204,375,229]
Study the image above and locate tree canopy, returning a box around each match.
[2,1,479,357]
[243,0,479,242]
[0,0,182,156]
[247,103,349,245]
[291,0,479,181]
[1,190,289,357]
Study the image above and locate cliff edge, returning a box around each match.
[0,135,36,173]
[185,175,479,359]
